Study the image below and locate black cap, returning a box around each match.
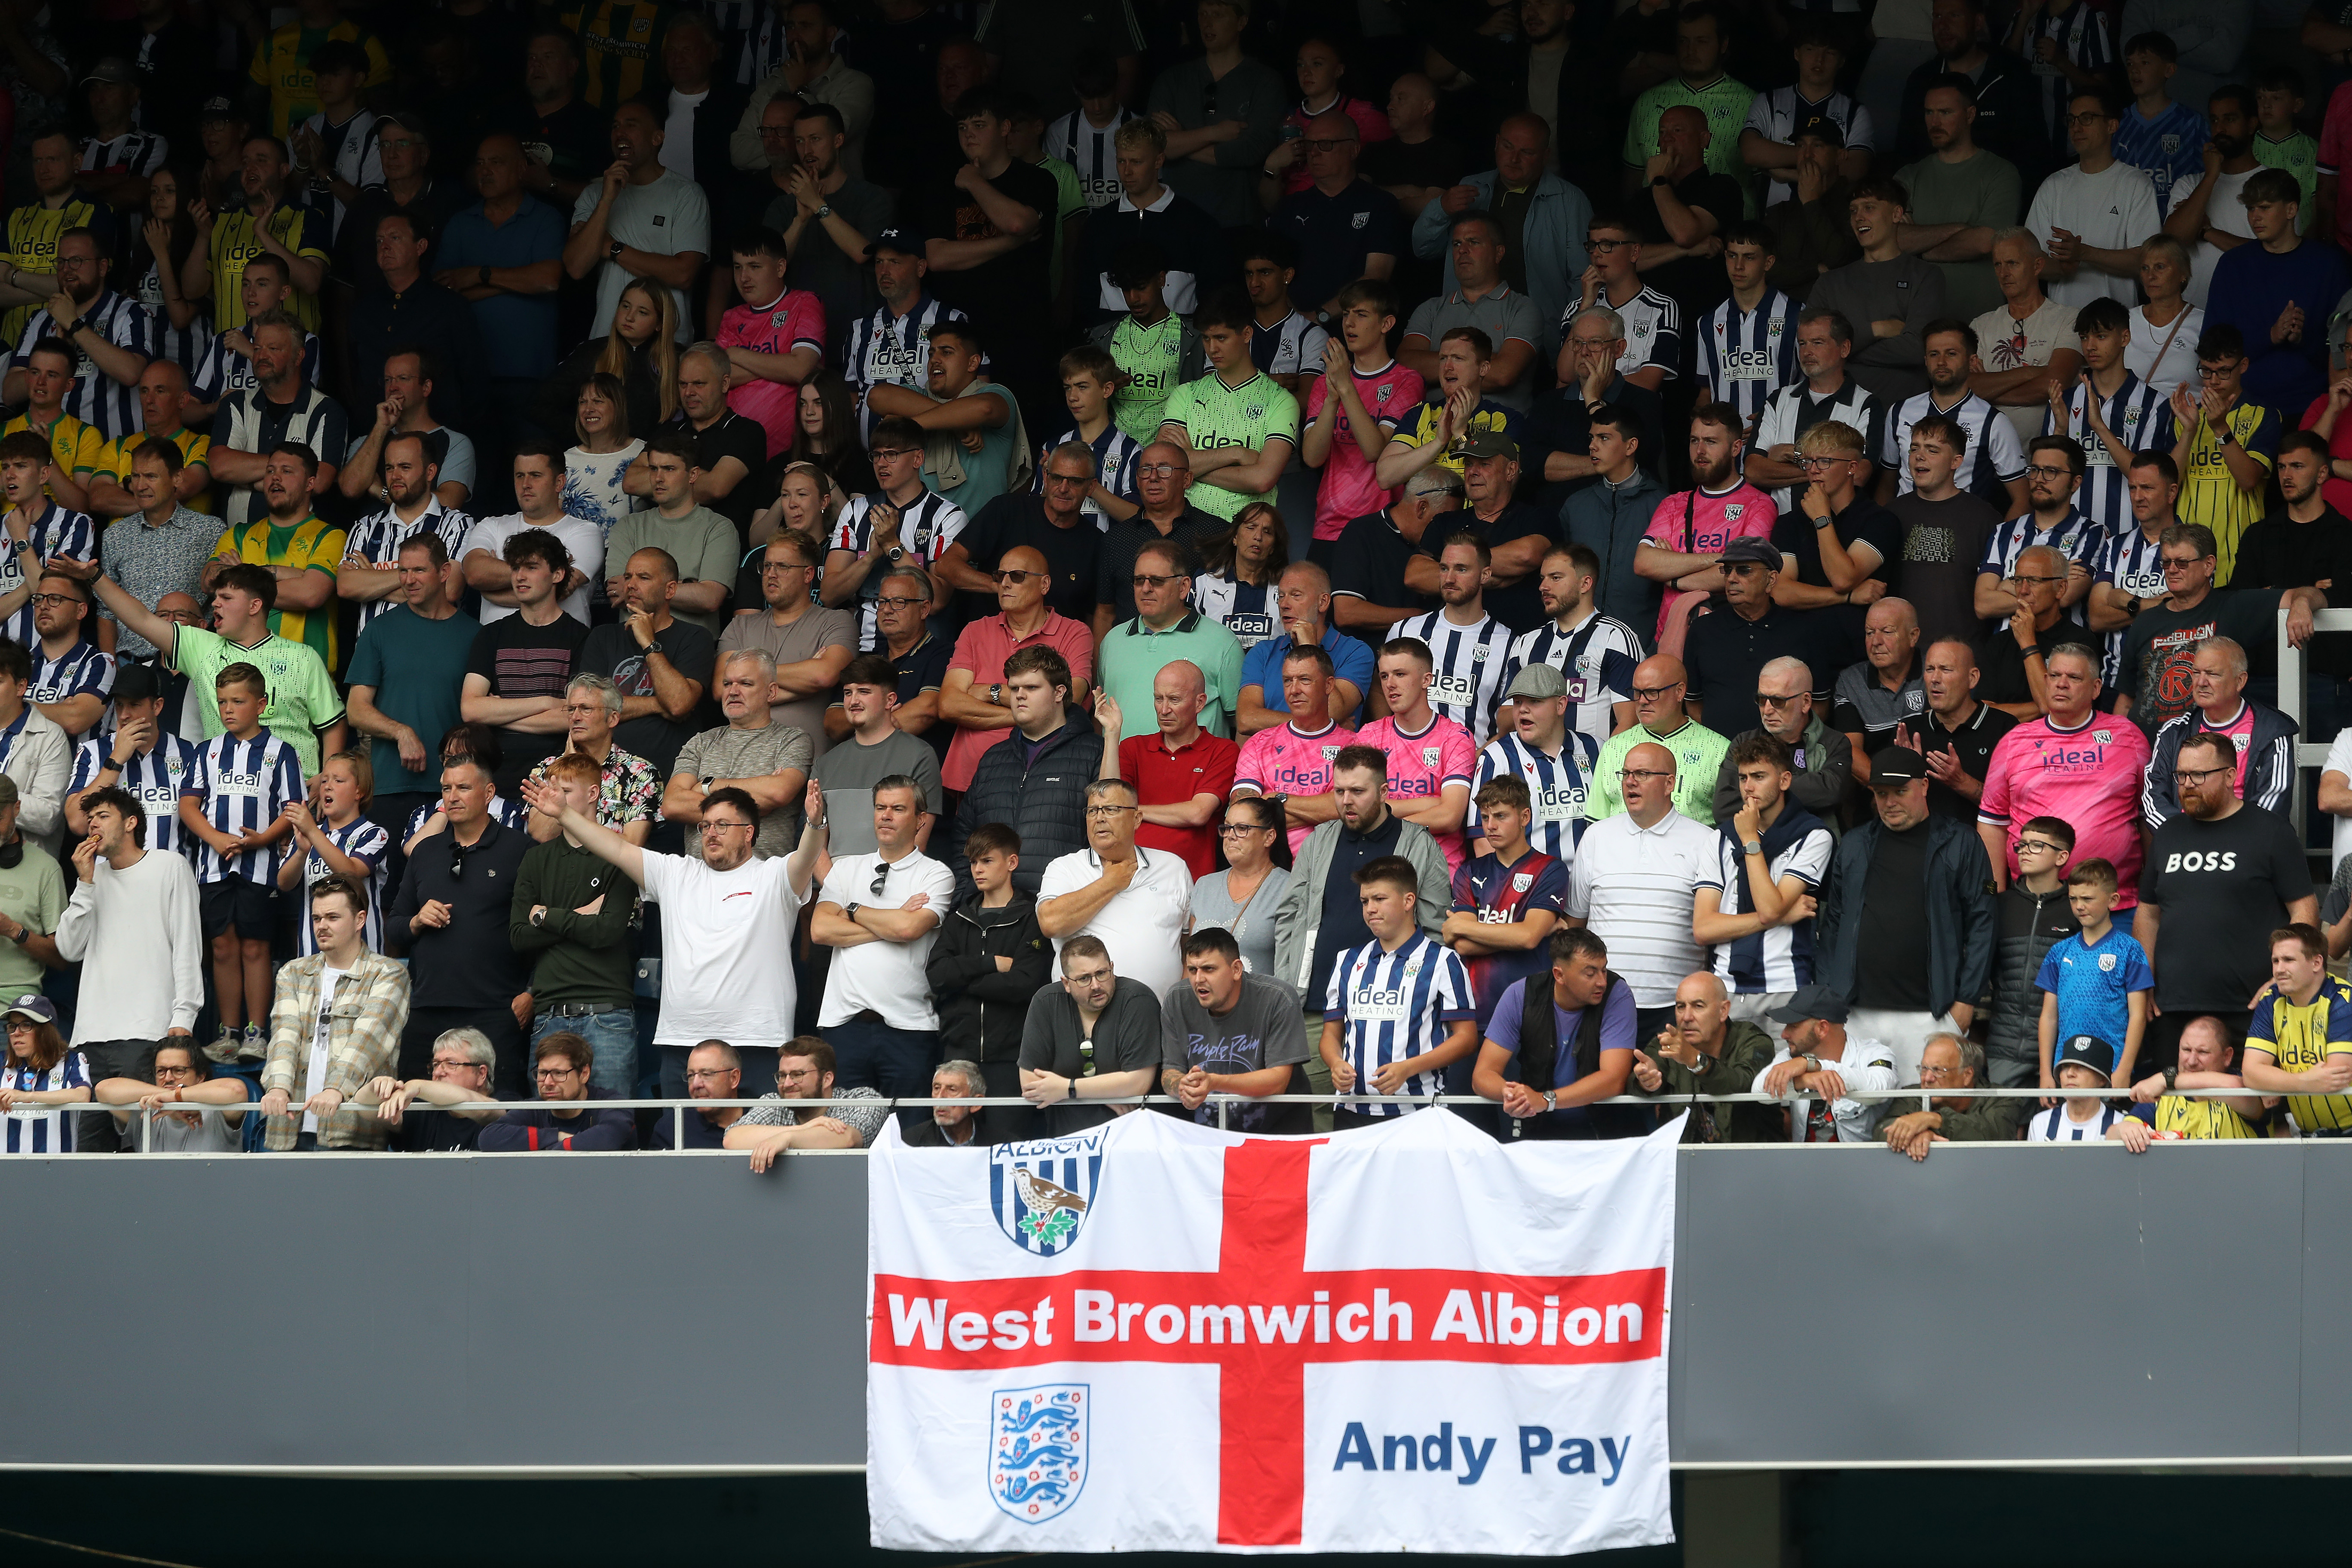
[1765,983,1849,1026]
[1866,745,1926,788]
[867,224,928,260]
[111,662,164,704]
[2055,1034,2116,1083]
[1792,113,1844,148]
[1719,536,1783,570]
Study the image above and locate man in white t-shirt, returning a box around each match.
[1036,776,1195,1004]
[2023,86,2162,309]
[1967,228,2084,447]
[521,773,822,1096]
[812,772,956,1098]
[459,443,606,624]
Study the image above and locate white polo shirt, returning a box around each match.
[1036,845,1196,1005]
[816,848,957,1030]
[1563,808,1719,1008]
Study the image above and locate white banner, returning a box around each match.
[866,1109,1680,1556]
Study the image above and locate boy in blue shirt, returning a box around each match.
[2035,856,2154,1090]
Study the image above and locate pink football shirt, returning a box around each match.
[1306,361,1425,540]
[1641,481,1777,637]
[1357,713,1477,870]
[1978,712,2153,906]
[722,288,827,458]
[1233,720,1358,852]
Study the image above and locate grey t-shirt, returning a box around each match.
[1185,867,1289,980]
[1019,975,1163,1134]
[720,603,860,761]
[672,721,815,860]
[1159,970,1309,1130]
[811,728,945,857]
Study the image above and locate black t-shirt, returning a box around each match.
[2141,805,2316,1010]
[1361,135,1467,192]
[2119,588,2286,735]
[1423,501,1559,633]
[490,95,611,191]
[1917,701,2017,822]
[393,1106,492,1151]
[466,611,591,791]
[1770,496,1902,669]
[1684,602,1833,720]
[2234,506,2352,591]
[1271,178,1406,316]
[1096,511,1214,625]
[663,410,771,546]
[955,494,1102,626]
[1854,819,1933,1010]
[1635,172,1745,324]
[1977,610,2089,707]
[1888,491,2002,656]
[1331,509,1435,621]
[918,160,1061,343]
[577,618,720,775]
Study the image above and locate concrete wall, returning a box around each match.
[7,1142,2349,1475]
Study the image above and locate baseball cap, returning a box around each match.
[3,992,57,1026]
[1765,983,1849,1026]
[1865,745,1926,789]
[112,662,163,705]
[2055,1034,2116,1084]
[1458,426,1518,462]
[1719,536,1782,570]
[867,224,928,260]
[82,57,135,88]
[1505,663,1569,701]
[199,96,242,122]
[1791,113,1844,148]
[374,109,430,139]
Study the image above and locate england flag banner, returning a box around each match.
[866,1107,1680,1555]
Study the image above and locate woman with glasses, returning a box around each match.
[0,994,91,1153]
[1187,796,1292,979]
[1192,500,1289,650]
[562,372,647,536]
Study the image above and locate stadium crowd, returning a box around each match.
[6,0,2352,1161]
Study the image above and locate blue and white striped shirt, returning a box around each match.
[1504,609,1644,760]
[294,815,392,955]
[341,499,476,633]
[0,502,96,650]
[1882,389,2028,509]
[842,295,966,439]
[132,259,210,383]
[2091,519,2170,684]
[2043,370,2173,536]
[1046,106,1137,209]
[28,637,113,744]
[182,731,303,884]
[1397,608,1514,747]
[11,290,153,442]
[1696,289,1803,431]
[1709,805,1833,995]
[1977,507,2103,583]
[188,328,323,407]
[402,794,530,843]
[3,1050,91,1152]
[1469,731,1599,862]
[2024,3,2113,141]
[1033,421,1141,530]
[1322,932,1476,1119]
[70,733,197,856]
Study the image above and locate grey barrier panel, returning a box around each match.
[9,1143,2352,1474]
[0,1155,873,1472]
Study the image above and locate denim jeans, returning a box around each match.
[826,1014,938,1101]
[533,1008,638,1097]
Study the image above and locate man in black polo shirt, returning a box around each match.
[1404,429,1557,634]
[1831,596,1925,786]
[1910,636,2015,823]
[1765,419,1898,672]
[1684,537,1834,733]
[937,439,1102,626]
[1329,470,1463,636]
[653,343,769,547]
[371,1027,506,1151]
[1093,439,1219,636]
[1267,110,1404,318]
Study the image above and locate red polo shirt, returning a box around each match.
[1120,728,1240,876]
[942,609,1096,790]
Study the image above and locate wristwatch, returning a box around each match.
[1651,175,1672,188]
[607,239,625,260]
[2163,1066,2180,1090]
[1803,1054,1822,1073]
[529,906,547,928]
[1542,1090,1557,1111]
[989,682,1003,705]
[1740,839,1762,857]
[885,545,906,563]
[844,901,861,922]
[815,202,832,220]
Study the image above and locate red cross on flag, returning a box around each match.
[867,1107,1679,1555]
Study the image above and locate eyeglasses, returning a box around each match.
[429,1057,474,1071]
[2174,765,2233,785]
[1795,455,1848,471]
[535,1065,582,1081]
[2024,465,2075,481]
[685,1068,737,1082]
[2014,837,2066,856]
[1754,691,1803,707]
[874,595,925,610]
[1301,138,1352,150]
[869,446,918,462]
[1132,572,1183,588]
[1586,238,1631,253]
[1085,804,1139,819]
[761,559,811,573]
[1619,767,1673,781]
[27,593,77,607]
[1219,821,1273,836]
[778,1066,823,1085]
[1917,1063,1957,1079]
[2197,365,2237,380]
[1630,682,1682,699]
[2161,556,2209,571]
[995,569,1044,584]
[702,818,754,835]
[2008,572,2066,586]
[1135,462,1182,477]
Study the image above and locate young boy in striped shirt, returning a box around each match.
[276,749,390,956]
[181,662,303,1062]
[1320,855,1477,1129]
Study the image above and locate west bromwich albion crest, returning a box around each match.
[991,1384,1089,1523]
[990,1135,1103,1256]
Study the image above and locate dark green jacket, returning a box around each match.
[509,837,640,1009]
[1638,1019,1782,1144]
[1919,1089,2024,1143]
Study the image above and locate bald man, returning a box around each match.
[1628,971,1782,1142]
[1565,741,1721,1042]
[1587,654,1730,824]
[1629,103,1744,319]
[938,543,1097,795]
[1831,597,1923,784]
[1096,658,1239,878]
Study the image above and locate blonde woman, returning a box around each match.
[564,372,648,534]
[749,459,841,551]
[536,279,680,440]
